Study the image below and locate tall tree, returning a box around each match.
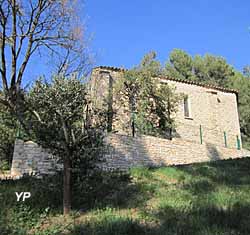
[0,0,90,127]
[165,49,196,81]
[193,54,235,86]
[165,49,235,86]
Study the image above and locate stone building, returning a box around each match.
[90,66,242,150]
[10,66,250,176]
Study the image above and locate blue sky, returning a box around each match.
[85,0,250,70]
[25,0,250,83]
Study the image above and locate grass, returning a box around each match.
[1,158,250,234]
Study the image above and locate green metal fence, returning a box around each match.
[236,135,241,150]
[224,131,227,148]
[199,125,203,144]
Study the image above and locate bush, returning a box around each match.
[0,104,17,170]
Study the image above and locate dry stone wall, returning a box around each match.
[103,134,250,170]
[11,139,61,176]
[11,134,250,176]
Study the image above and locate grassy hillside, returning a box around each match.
[1,158,250,234]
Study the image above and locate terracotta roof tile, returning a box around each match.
[94,66,126,72]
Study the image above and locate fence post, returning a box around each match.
[236,135,241,150]
[199,125,203,144]
[224,131,227,148]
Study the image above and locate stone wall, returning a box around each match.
[104,134,250,170]
[11,139,61,176]
[11,134,250,176]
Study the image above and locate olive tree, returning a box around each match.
[27,75,104,215]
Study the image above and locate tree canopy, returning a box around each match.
[165,49,236,86]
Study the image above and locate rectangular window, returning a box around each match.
[184,96,190,118]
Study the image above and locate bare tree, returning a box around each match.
[0,0,91,119]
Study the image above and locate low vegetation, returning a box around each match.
[1,158,250,235]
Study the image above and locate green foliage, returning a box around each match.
[165,49,235,86]
[165,49,196,80]
[72,170,132,209]
[0,103,17,170]
[26,75,106,213]
[33,226,64,235]
[0,171,132,234]
[0,160,9,171]
[129,167,152,179]
[114,51,183,137]
[2,158,250,234]
[70,208,145,235]
[27,74,105,165]
[0,174,63,235]
[228,72,250,149]
[193,54,235,86]
[28,75,89,155]
[243,66,250,77]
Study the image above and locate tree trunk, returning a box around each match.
[63,156,71,215]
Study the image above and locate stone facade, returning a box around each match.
[90,66,128,132]
[164,79,241,149]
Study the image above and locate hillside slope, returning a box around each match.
[1,158,250,234]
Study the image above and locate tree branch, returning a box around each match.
[10,0,17,88]
[0,4,8,93]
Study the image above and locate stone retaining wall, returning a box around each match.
[11,134,250,176]
[11,139,61,176]
[103,134,250,170]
